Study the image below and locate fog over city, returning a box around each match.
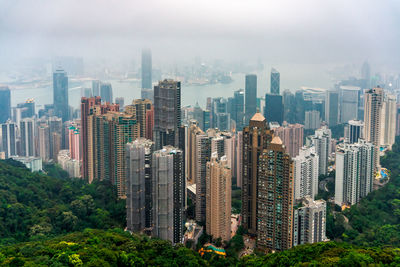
[1,0,399,67]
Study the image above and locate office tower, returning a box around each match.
[270,68,280,95]
[242,113,274,235]
[245,74,257,124]
[235,131,243,187]
[264,94,284,125]
[311,126,331,176]
[345,120,364,143]
[325,91,339,127]
[141,49,152,90]
[100,82,113,104]
[92,80,101,96]
[305,110,321,130]
[129,99,153,138]
[211,97,228,128]
[293,197,327,246]
[232,89,245,130]
[274,123,304,158]
[1,121,17,158]
[283,90,296,123]
[381,94,396,149]
[53,69,69,122]
[295,90,305,124]
[364,88,384,172]
[80,97,119,182]
[20,118,35,157]
[17,99,35,119]
[257,136,294,251]
[192,103,204,128]
[49,116,63,161]
[361,61,371,89]
[195,133,212,223]
[339,86,360,123]
[37,123,50,161]
[152,146,185,244]
[68,125,80,161]
[115,97,125,110]
[293,147,319,200]
[0,87,11,124]
[154,80,181,150]
[206,154,231,242]
[203,110,210,131]
[126,138,154,232]
[335,140,374,206]
[215,112,231,131]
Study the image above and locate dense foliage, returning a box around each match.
[1,229,400,266]
[0,160,125,245]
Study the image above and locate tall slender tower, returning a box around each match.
[152,146,185,244]
[206,154,232,242]
[257,136,294,251]
[131,99,153,138]
[141,49,153,101]
[153,79,181,150]
[245,74,257,124]
[20,118,35,157]
[0,86,11,124]
[364,87,384,172]
[126,138,154,232]
[53,69,69,122]
[293,146,319,200]
[242,113,273,235]
[270,68,280,95]
[1,121,17,158]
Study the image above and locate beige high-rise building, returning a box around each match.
[381,94,396,149]
[187,121,203,183]
[364,87,384,172]
[206,153,231,242]
[274,122,304,158]
[129,99,153,139]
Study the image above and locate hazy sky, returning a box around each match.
[1,0,399,68]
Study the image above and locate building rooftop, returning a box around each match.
[250,112,265,122]
[271,136,283,145]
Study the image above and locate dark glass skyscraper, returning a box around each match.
[270,68,280,95]
[154,79,181,150]
[141,49,152,89]
[232,89,245,130]
[264,94,284,125]
[245,74,257,124]
[0,87,11,124]
[100,82,113,103]
[53,69,69,122]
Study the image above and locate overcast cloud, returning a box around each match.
[0,0,399,68]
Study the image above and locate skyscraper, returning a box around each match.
[264,94,284,125]
[141,49,152,89]
[283,90,296,123]
[257,136,294,251]
[361,61,371,89]
[37,123,50,162]
[100,82,113,104]
[270,68,280,95]
[126,138,154,232]
[381,94,396,149]
[335,139,374,206]
[364,87,384,172]
[206,153,232,242]
[232,89,245,130]
[339,86,359,123]
[345,120,364,143]
[92,80,101,97]
[152,146,185,244]
[154,79,181,150]
[325,90,339,127]
[53,69,69,122]
[129,99,153,139]
[304,110,321,130]
[17,99,35,119]
[293,197,327,246]
[68,125,80,161]
[293,146,319,200]
[20,118,35,157]
[245,74,257,124]
[49,116,63,161]
[0,86,11,124]
[242,113,273,235]
[311,126,331,176]
[1,120,17,158]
